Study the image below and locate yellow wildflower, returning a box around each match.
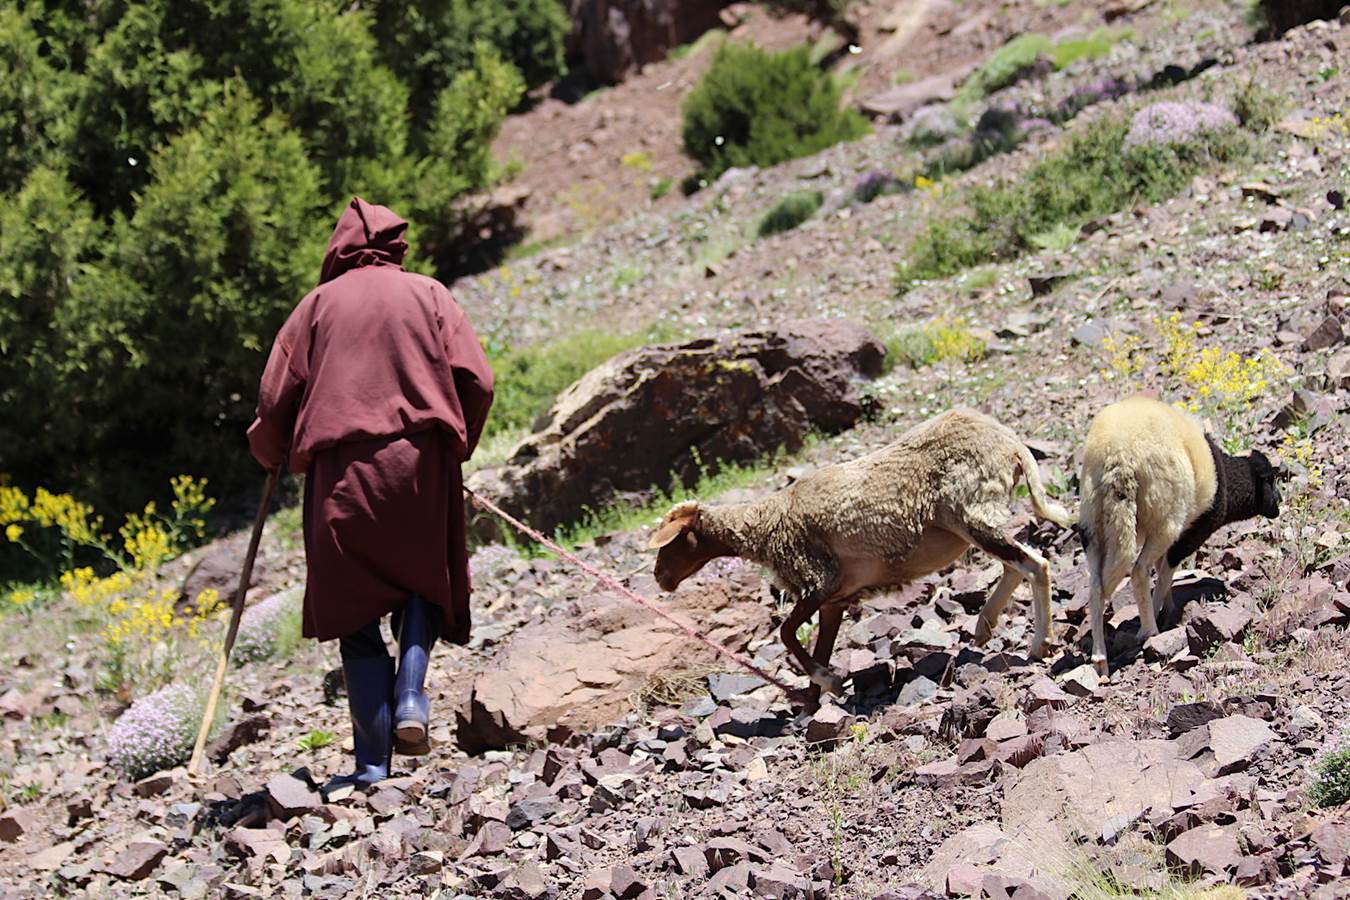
[7,589,35,607]
[0,485,30,525]
[5,524,21,543]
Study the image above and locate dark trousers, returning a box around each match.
[338,599,440,661]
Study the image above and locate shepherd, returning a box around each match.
[248,198,494,794]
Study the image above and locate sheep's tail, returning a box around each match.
[1086,460,1138,582]
[1016,443,1074,528]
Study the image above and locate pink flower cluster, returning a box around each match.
[1124,101,1237,149]
[106,682,202,779]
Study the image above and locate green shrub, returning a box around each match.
[956,29,1123,104]
[1234,75,1285,132]
[959,33,1051,101]
[896,114,1248,292]
[0,167,103,502]
[0,7,77,193]
[0,1,523,518]
[1049,29,1123,69]
[651,177,674,200]
[883,318,987,370]
[682,42,868,180]
[757,190,824,237]
[402,44,525,249]
[38,85,327,510]
[1310,748,1350,808]
[366,0,569,123]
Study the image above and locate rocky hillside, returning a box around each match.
[1,0,1349,897]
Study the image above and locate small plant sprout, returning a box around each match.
[1309,747,1350,808]
[297,730,336,752]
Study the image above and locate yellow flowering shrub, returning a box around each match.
[887,316,987,370]
[6,588,36,608]
[914,174,945,198]
[621,150,654,173]
[1155,312,1198,377]
[1179,346,1283,417]
[1100,332,1143,381]
[3,476,219,693]
[1096,313,1286,443]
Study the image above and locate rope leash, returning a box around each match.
[464,487,797,697]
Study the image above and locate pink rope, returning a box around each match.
[465,488,797,696]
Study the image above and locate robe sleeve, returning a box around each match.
[247,306,311,470]
[444,302,495,460]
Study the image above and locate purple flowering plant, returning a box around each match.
[1124,101,1237,149]
[232,587,302,664]
[106,682,204,779]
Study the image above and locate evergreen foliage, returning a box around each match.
[0,0,539,516]
[682,42,868,181]
[756,190,824,237]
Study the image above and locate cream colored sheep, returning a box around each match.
[648,408,1073,708]
[1078,396,1281,676]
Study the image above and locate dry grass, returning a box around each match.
[629,669,720,716]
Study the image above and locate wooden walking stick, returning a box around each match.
[189,468,281,775]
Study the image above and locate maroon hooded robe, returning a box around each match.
[248,198,494,643]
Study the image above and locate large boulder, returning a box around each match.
[178,532,269,609]
[466,319,884,541]
[568,0,728,84]
[455,567,772,753]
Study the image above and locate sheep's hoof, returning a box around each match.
[809,669,846,697]
[1092,655,1110,678]
[974,617,994,646]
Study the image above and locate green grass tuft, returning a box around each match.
[1050,28,1125,69]
[756,190,825,238]
[485,329,666,439]
[554,445,803,550]
[895,114,1249,292]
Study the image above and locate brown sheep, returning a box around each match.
[648,408,1072,708]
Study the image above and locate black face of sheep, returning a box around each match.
[649,502,730,591]
[1249,450,1282,519]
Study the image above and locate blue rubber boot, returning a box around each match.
[393,595,438,756]
[322,655,393,797]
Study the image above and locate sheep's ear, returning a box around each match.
[647,502,699,549]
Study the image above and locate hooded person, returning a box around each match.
[248,198,494,794]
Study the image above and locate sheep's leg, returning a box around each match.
[963,525,1053,660]
[803,600,849,711]
[780,593,845,699]
[974,564,1025,647]
[1088,562,1110,677]
[1132,540,1170,640]
[1090,553,1131,677]
[1151,557,1177,631]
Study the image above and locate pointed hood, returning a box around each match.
[318,197,409,285]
